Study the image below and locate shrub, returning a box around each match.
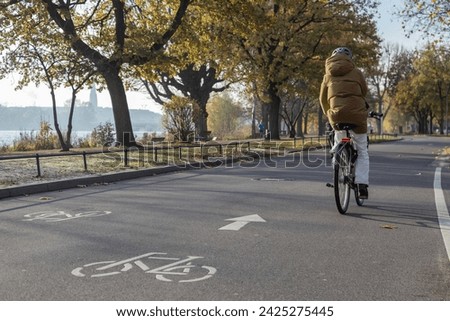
[12,121,59,151]
[162,96,197,142]
[89,122,115,147]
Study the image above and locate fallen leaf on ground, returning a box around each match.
[380,224,398,229]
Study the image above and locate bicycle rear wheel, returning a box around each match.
[334,145,351,214]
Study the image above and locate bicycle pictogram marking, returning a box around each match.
[23,210,112,222]
[71,252,216,283]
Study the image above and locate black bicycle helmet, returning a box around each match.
[331,47,352,58]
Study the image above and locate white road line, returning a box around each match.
[219,221,249,231]
[433,167,450,262]
[218,214,266,231]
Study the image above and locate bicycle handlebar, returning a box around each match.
[368,111,383,120]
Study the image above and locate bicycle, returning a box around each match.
[326,111,383,214]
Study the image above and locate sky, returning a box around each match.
[0,0,427,113]
[376,0,426,48]
[0,76,160,113]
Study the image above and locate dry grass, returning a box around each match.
[0,144,243,188]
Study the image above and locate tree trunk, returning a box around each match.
[251,95,257,138]
[377,98,383,134]
[318,109,325,136]
[50,84,70,151]
[288,125,296,138]
[429,110,434,135]
[102,67,136,147]
[193,97,208,139]
[303,112,308,135]
[296,112,304,138]
[268,101,280,140]
[267,83,280,140]
[261,101,270,137]
[66,90,76,149]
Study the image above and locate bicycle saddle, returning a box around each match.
[335,123,357,130]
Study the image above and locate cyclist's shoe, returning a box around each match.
[358,184,369,199]
[329,144,338,154]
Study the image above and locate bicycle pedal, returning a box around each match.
[326,183,334,188]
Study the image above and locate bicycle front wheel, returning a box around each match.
[334,145,351,214]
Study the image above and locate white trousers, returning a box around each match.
[333,130,369,185]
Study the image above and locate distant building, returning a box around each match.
[89,84,98,109]
[0,106,162,132]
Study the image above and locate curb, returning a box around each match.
[0,158,235,200]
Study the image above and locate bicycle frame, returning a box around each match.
[327,111,383,214]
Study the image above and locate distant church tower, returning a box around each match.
[89,84,98,109]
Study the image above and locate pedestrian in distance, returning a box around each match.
[258,122,265,139]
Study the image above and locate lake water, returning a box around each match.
[0,130,153,146]
[0,131,21,145]
[0,130,92,146]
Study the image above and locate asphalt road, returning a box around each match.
[1,136,450,300]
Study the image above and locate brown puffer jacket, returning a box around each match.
[319,53,369,134]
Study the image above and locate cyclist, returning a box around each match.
[319,47,370,199]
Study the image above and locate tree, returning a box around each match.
[366,44,408,133]
[394,50,442,134]
[140,64,229,139]
[401,0,450,40]
[0,9,96,150]
[278,80,316,138]
[63,66,97,149]
[413,45,450,133]
[0,0,190,147]
[207,93,246,139]
[134,0,244,139]
[226,0,380,139]
[395,77,428,134]
[162,96,197,142]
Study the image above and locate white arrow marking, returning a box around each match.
[219,214,266,231]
